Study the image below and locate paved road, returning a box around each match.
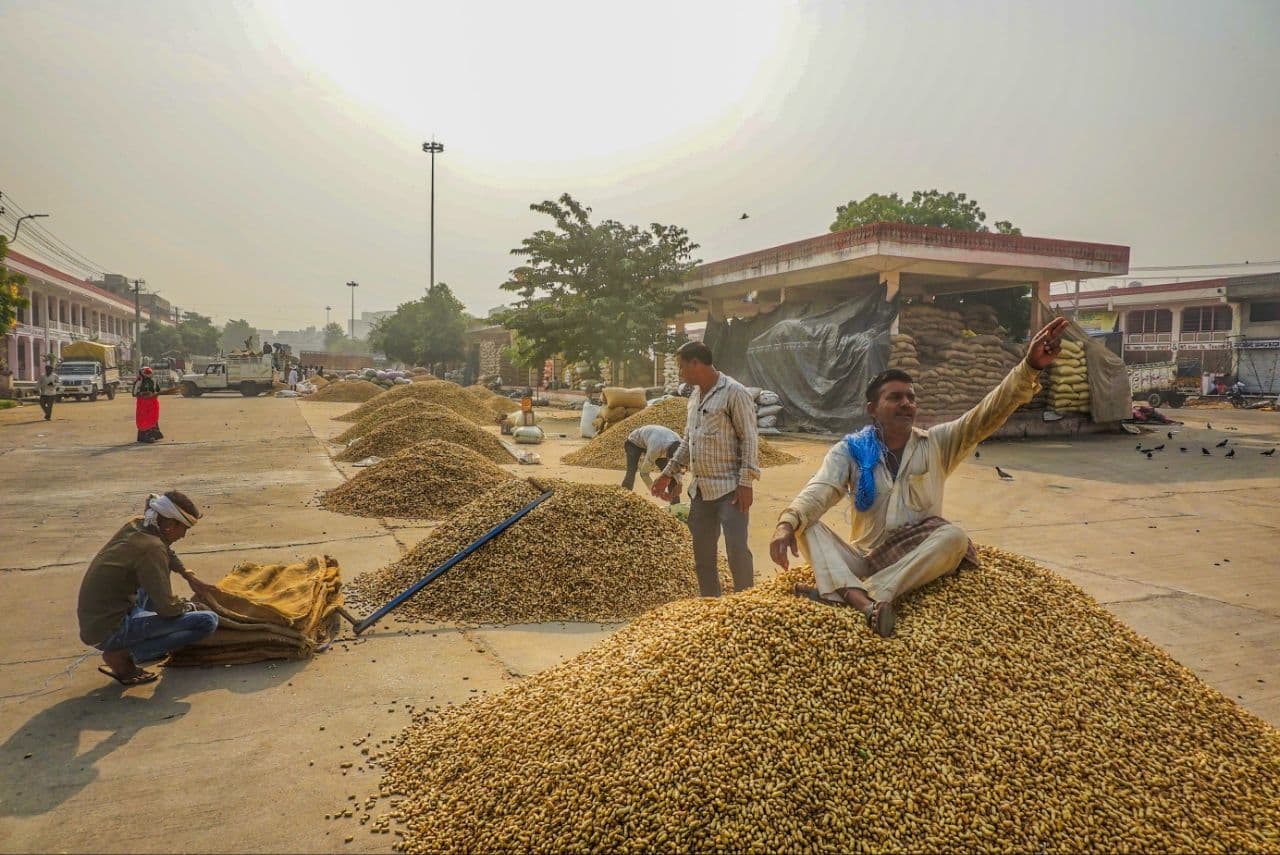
[1,393,1276,852]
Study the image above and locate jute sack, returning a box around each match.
[602,387,646,410]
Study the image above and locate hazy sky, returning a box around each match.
[2,0,1277,330]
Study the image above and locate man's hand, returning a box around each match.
[769,522,799,569]
[183,573,216,599]
[731,485,753,514]
[1026,317,1070,371]
[651,475,677,502]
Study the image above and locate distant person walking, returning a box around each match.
[652,341,760,597]
[133,367,163,443]
[287,366,299,390]
[37,364,59,421]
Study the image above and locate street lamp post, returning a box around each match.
[346,281,359,339]
[325,305,332,328]
[9,212,49,243]
[422,139,444,290]
[132,279,145,364]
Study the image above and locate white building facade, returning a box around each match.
[3,249,151,383]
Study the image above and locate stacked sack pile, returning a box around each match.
[913,334,1022,422]
[1049,337,1090,413]
[749,387,786,435]
[592,386,647,434]
[889,333,921,374]
[662,354,680,391]
[899,303,967,365]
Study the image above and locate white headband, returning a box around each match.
[143,493,199,529]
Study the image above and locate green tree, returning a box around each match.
[0,236,30,334]
[221,318,256,352]
[323,322,348,351]
[368,282,469,372]
[830,189,1022,235]
[141,318,183,360]
[177,311,220,356]
[499,194,699,378]
[831,189,1027,337]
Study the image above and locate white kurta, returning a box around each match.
[778,361,1041,601]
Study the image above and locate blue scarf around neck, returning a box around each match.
[844,425,885,512]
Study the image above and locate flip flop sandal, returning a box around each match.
[863,601,897,638]
[98,666,158,686]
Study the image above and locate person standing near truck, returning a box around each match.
[37,364,59,420]
[133,367,164,443]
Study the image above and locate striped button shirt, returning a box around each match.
[662,372,760,502]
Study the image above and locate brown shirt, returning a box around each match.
[77,519,187,645]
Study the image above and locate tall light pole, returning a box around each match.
[132,279,145,363]
[346,281,359,339]
[422,139,444,290]
[325,305,332,328]
[9,212,49,242]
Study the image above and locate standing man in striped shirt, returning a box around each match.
[653,341,760,596]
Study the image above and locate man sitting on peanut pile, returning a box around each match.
[78,491,220,686]
[769,317,1068,637]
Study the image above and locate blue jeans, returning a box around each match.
[96,588,219,664]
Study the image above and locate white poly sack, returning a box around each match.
[757,415,778,429]
[756,404,783,418]
[513,425,545,444]
[757,427,783,436]
[580,402,602,438]
[756,390,781,407]
[745,386,763,401]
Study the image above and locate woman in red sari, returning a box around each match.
[133,367,164,443]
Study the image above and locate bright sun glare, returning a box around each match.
[255,0,797,170]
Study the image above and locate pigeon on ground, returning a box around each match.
[1216,438,1229,448]
[1167,431,1175,439]
[1153,444,1165,451]
[1226,449,1236,459]
[1180,447,1188,453]
[996,467,1014,481]
[1207,422,1213,430]
[1202,448,1212,456]
[1263,448,1276,457]
[1135,443,1143,450]
[739,213,749,220]
[974,449,980,459]
[1145,451,1153,459]
[1136,446,1148,453]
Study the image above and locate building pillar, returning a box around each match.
[1029,279,1052,334]
[882,271,902,334]
[6,334,17,381]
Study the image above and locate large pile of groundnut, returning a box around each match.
[346,478,721,624]
[335,412,513,463]
[353,547,1280,853]
[305,378,384,403]
[337,380,494,425]
[322,440,515,519]
[466,385,520,414]
[563,396,799,470]
[333,399,460,445]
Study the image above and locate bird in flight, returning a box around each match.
[996,466,1014,481]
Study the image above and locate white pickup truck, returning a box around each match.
[180,354,276,397]
[55,341,121,402]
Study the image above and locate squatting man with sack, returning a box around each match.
[770,317,1069,637]
[77,491,220,686]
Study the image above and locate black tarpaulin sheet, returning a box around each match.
[704,291,897,434]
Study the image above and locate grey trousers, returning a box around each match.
[688,490,753,597]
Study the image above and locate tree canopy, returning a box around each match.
[221,318,256,352]
[498,194,699,377]
[0,236,30,335]
[321,322,371,356]
[830,190,1021,235]
[368,282,468,371]
[832,190,1029,339]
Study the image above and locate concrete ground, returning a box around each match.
[1,391,1276,852]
